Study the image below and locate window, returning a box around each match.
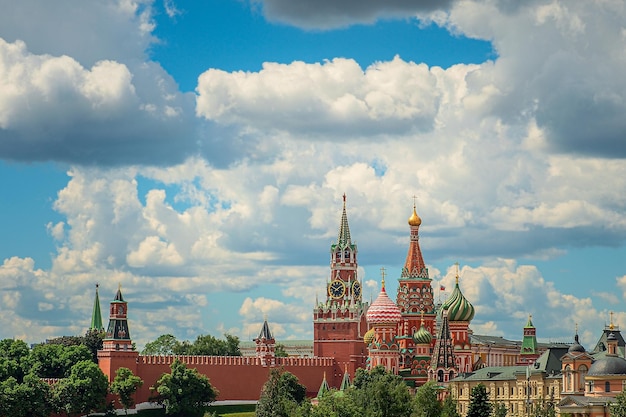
[606,381,611,393]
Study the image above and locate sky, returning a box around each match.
[0,0,625,350]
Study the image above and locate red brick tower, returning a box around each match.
[395,203,436,385]
[313,194,369,380]
[98,285,138,382]
[254,318,276,367]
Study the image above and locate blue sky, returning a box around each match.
[0,0,625,350]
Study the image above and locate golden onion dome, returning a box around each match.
[364,328,375,346]
[408,207,422,226]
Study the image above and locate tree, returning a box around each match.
[412,380,442,417]
[83,329,105,363]
[351,366,413,417]
[275,343,289,358]
[111,367,143,415]
[493,403,507,417]
[466,384,491,417]
[142,334,180,355]
[0,339,30,382]
[152,359,218,417]
[52,360,109,416]
[308,390,361,417]
[441,393,461,417]
[256,369,307,417]
[0,374,53,417]
[611,390,626,417]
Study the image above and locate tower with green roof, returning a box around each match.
[90,283,104,332]
[517,315,539,365]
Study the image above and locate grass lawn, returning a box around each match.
[137,403,256,416]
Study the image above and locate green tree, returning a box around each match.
[152,360,218,417]
[46,335,83,347]
[275,343,289,358]
[52,360,109,416]
[493,403,507,417]
[0,339,30,382]
[111,367,143,415]
[441,393,461,417]
[0,374,53,417]
[412,380,442,417]
[142,334,180,355]
[83,329,105,363]
[256,369,307,417]
[467,384,491,417]
[351,366,413,417]
[309,389,361,417]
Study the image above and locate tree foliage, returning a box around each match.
[412,380,442,417]
[441,393,461,417]
[153,359,218,417]
[142,333,242,356]
[612,389,626,417]
[83,329,105,363]
[275,343,289,357]
[256,368,307,417]
[28,343,92,378]
[52,360,109,416]
[111,367,143,414]
[467,384,491,417]
[351,366,413,417]
[0,373,53,417]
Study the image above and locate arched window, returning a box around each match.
[564,365,572,392]
[438,370,444,382]
[578,365,588,391]
[606,381,611,393]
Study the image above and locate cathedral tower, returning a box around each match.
[366,273,402,373]
[395,203,436,385]
[441,268,475,373]
[313,194,369,379]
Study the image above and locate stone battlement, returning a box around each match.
[139,354,335,367]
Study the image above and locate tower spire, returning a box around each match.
[337,193,352,248]
[402,200,428,279]
[90,283,104,332]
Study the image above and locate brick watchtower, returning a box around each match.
[98,285,138,382]
[313,194,369,380]
[254,318,276,367]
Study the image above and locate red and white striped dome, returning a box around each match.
[366,284,402,324]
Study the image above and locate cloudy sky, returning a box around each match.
[1,0,625,350]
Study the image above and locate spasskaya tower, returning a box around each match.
[313,194,369,379]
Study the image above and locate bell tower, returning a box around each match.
[313,194,369,380]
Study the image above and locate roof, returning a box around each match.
[331,194,355,251]
[256,319,273,340]
[90,284,104,332]
[451,366,528,382]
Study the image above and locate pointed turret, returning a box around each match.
[317,372,330,398]
[103,284,133,351]
[90,283,104,332]
[518,314,539,365]
[335,193,352,249]
[401,203,428,279]
[428,310,457,383]
[254,318,276,367]
[340,365,351,391]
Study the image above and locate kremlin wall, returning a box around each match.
[95,196,626,416]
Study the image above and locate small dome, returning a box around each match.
[413,324,432,345]
[408,207,422,227]
[366,283,402,324]
[364,328,375,346]
[588,356,626,376]
[441,280,475,322]
[568,334,585,353]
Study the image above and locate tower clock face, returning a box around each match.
[329,279,346,299]
[352,281,362,300]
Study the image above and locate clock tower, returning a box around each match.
[313,195,369,381]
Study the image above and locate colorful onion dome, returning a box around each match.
[441,276,475,322]
[364,328,375,346]
[413,324,432,345]
[408,206,422,227]
[366,280,402,324]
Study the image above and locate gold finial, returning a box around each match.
[408,195,422,226]
[380,267,386,290]
[455,262,460,284]
[610,311,615,330]
[420,310,425,325]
